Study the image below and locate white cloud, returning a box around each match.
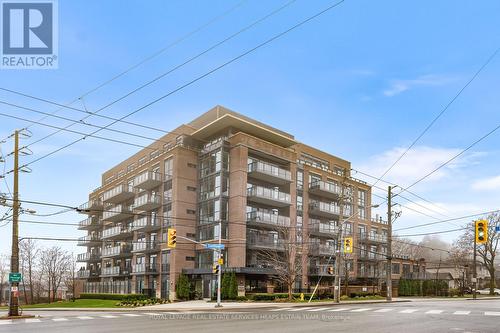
[383,74,455,97]
[471,175,500,191]
[357,145,477,187]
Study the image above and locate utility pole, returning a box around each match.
[334,175,347,303]
[386,185,393,302]
[9,130,19,317]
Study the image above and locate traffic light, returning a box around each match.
[344,237,353,253]
[327,266,334,275]
[213,264,219,274]
[475,220,488,245]
[167,228,177,248]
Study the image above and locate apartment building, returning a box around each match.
[76,106,388,300]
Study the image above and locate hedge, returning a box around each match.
[398,279,449,296]
[247,293,319,301]
[80,293,149,301]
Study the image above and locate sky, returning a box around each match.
[0,0,499,257]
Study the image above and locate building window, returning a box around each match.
[187,209,196,215]
[138,156,147,166]
[309,173,321,186]
[187,186,196,191]
[392,263,400,274]
[185,256,195,261]
[358,189,366,206]
[296,195,303,212]
[187,163,197,168]
[297,170,303,190]
[164,157,173,177]
[150,150,160,160]
[358,206,366,219]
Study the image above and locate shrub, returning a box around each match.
[80,293,141,300]
[176,273,192,300]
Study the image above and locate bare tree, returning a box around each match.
[392,238,425,259]
[453,213,500,295]
[0,254,9,305]
[40,247,72,302]
[257,225,302,300]
[64,254,77,301]
[20,239,39,304]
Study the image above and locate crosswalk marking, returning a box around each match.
[52,318,69,322]
[142,313,159,316]
[269,308,293,312]
[121,313,142,317]
[453,311,470,315]
[77,316,93,320]
[399,309,418,314]
[288,308,307,312]
[425,310,444,314]
[25,318,41,323]
[100,315,118,318]
[485,312,500,316]
[374,308,394,313]
[327,308,350,312]
[0,320,13,325]
[351,308,373,312]
[307,307,330,312]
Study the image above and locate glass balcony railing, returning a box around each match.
[77,235,101,246]
[309,180,341,198]
[103,184,135,203]
[247,236,285,250]
[309,201,340,217]
[101,266,120,276]
[247,185,291,205]
[246,211,290,227]
[132,241,159,253]
[359,233,387,243]
[133,193,161,210]
[133,171,163,190]
[102,204,132,222]
[248,161,291,182]
[77,252,100,262]
[101,245,131,257]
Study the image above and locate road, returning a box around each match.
[1,299,499,333]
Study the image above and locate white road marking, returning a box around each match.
[25,318,41,323]
[288,308,308,312]
[142,313,159,316]
[0,320,13,325]
[100,315,118,318]
[307,307,330,312]
[52,318,69,322]
[327,308,350,312]
[374,308,394,313]
[399,309,418,314]
[121,313,142,317]
[453,311,470,315]
[77,316,93,320]
[351,308,373,312]
[485,312,500,316]
[269,308,293,312]
[426,310,444,314]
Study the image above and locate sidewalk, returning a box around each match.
[18,298,410,312]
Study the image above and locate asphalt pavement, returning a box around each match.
[1,299,499,333]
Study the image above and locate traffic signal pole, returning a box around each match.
[9,130,20,317]
[473,222,477,300]
[216,219,222,308]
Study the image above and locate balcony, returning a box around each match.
[103,204,132,222]
[78,198,103,215]
[103,184,135,204]
[77,270,90,279]
[100,266,121,277]
[131,264,159,275]
[359,233,387,244]
[130,216,161,233]
[101,225,132,240]
[77,252,101,262]
[247,236,285,251]
[161,263,171,273]
[132,241,160,254]
[101,245,131,258]
[77,235,101,246]
[246,211,290,229]
[247,161,291,185]
[133,193,161,211]
[308,180,341,200]
[246,185,291,208]
[309,265,334,276]
[133,171,163,190]
[310,244,336,256]
[358,251,384,261]
[309,220,338,237]
[309,201,340,219]
[78,216,101,230]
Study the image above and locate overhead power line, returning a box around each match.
[0,0,248,138]
[394,227,467,238]
[368,46,500,188]
[7,0,297,150]
[2,0,345,173]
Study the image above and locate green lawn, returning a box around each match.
[1,298,122,309]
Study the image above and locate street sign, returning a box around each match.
[10,286,18,292]
[205,243,225,250]
[496,226,500,232]
[9,272,22,283]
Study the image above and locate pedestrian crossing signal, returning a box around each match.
[344,237,353,253]
[213,264,219,274]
